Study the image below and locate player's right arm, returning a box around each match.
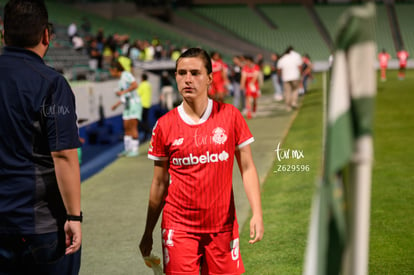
[139,160,169,257]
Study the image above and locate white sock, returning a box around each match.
[124,136,132,152]
[130,138,139,153]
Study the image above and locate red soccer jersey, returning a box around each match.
[148,99,254,233]
[378,52,390,68]
[242,64,260,96]
[397,50,409,66]
[212,59,225,84]
[209,59,227,95]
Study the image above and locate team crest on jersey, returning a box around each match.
[212,127,227,145]
[172,138,184,146]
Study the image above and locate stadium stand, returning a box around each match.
[257,4,330,61]
[2,1,413,75]
[315,3,395,55]
[174,8,229,35]
[313,5,346,47]
[171,7,271,60]
[375,3,397,54]
[193,5,277,51]
[395,3,414,56]
[386,2,404,51]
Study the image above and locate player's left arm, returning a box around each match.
[117,81,138,96]
[51,148,82,254]
[236,144,264,244]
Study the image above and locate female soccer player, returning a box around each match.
[110,60,142,157]
[139,48,264,274]
[240,55,261,119]
[208,51,229,103]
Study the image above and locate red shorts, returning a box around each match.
[162,229,244,275]
[245,83,260,98]
[245,89,259,98]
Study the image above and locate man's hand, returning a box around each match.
[64,221,82,255]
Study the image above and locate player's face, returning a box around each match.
[175,57,212,102]
[109,68,121,78]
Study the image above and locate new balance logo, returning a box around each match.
[172,138,184,146]
[172,151,229,166]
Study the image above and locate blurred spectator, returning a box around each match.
[67,22,77,43]
[121,37,130,56]
[160,70,175,111]
[128,40,142,66]
[152,36,163,60]
[88,38,102,71]
[230,55,244,110]
[270,52,283,101]
[143,40,155,61]
[300,53,313,94]
[72,33,84,53]
[103,34,117,64]
[137,73,153,141]
[277,46,303,111]
[95,28,105,68]
[170,46,181,61]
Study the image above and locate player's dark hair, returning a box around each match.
[4,0,49,47]
[176,48,212,75]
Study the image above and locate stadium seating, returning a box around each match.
[395,3,414,56]
[174,8,229,36]
[375,4,396,54]
[257,4,330,61]
[192,4,331,61]
[2,2,411,70]
[316,4,395,55]
[314,5,349,45]
[193,5,276,51]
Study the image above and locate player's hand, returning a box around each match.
[249,214,264,244]
[64,220,82,254]
[116,91,123,97]
[139,233,154,257]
